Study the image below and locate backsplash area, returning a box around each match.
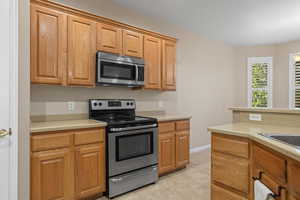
[30,85,178,116]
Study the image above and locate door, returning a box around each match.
[97,23,122,54]
[122,30,143,58]
[75,143,105,199]
[68,15,96,86]
[0,0,13,199]
[31,148,74,200]
[30,4,67,85]
[158,132,175,175]
[175,131,190,168]
[144,35,161,89]
[162,40,176,90]
[108,128,158,176]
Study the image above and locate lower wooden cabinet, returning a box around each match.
[212,184,247,200]
[175,131,190,168]
[158,120,190,175]
[31,128,105,200]
[31,148,74,200]
[288,161,300,198]
[211,133,250,199]
[158,132,176,174]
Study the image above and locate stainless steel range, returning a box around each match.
[89,99,158,198]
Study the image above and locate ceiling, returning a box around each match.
[112,0,300,46]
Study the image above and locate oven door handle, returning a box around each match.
[110,124,157,132]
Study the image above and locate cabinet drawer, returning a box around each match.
[175,120,190,131]
[288,161,300,197]
[212,134,249,159]
[212,184,247,200]
[253,145,286,183]
[74,128,105,146]
[212,152,249,194]
[159,122,175,133]
[31,132,73,152]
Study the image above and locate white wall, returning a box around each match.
[31,0,236,148]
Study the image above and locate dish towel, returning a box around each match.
[254,180,275,200]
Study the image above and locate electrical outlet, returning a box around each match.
[67,102,75,111]
[249,113,262,121]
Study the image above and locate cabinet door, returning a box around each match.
[212,152,249,194]
[290,195,300,200]
[75,143,105,199]
[158,132,175,175]
[175,131,190,168]
[30,4,67,85]
[288,161,300,198]
[212,184,247,200]
[97,23,122,54]
[122,30,143,58]
[68,15,96,86]
[162,40,176,90]
[144,35,161,89]
[31,148,74,200]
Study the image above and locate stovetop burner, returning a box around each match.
[89,99,157,128]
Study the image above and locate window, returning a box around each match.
[289,54,300,109]
[248,57,273,108]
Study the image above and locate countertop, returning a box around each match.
[31,119,107,133]
[230,107,300,115]
[208,122,300,162]
[30,113,191,133]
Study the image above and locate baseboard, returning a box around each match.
[190,144,211,153]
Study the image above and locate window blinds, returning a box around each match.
[295,61,300,108]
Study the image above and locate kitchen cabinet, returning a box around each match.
[158,120,190,176]
[31,128,106,200]
[31,148,74,200]
[158,132,176,174]
[162,40,176,90]
[288,161,300,198]
[67,15,96,86]
[122,30,143,58]
[212,184,247,200]
[30,4,67,85]
[30,1,177,89]
[75,143,105,199]
[211,134,251,199]
[97,23,122,54]
[143,35,161,89]
[175,131,190,168]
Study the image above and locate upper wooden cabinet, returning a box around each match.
[144,35,161,89]
[30,4,67,85]
[30,1,177,89]
[123,30,143,58]
[162,40,176,90]
[97,23,122,54]
[67,16,96,86]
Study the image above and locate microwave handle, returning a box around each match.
[135,64,139,82]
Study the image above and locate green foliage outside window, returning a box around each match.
[251,63,269,107]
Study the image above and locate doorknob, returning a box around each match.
[0,129,9,137]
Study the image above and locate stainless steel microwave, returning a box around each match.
[96,52,145,87]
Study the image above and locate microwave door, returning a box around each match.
[97,60,137,86]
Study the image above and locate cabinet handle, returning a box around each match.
[111,177,123,183]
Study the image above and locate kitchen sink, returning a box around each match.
[260,133,300,149]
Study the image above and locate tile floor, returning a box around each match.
[99,149,211,200]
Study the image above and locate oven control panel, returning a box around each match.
[90,99,136,110]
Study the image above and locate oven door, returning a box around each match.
[97,59,138,85]
[108,127,158,177]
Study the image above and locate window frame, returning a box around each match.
[289,53,300,110]
[247,57,273,108]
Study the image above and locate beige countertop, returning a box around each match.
[30,112,191,133]
[208,122,300,162]
[31,119,107,133]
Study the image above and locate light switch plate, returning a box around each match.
[249,113,262,121]
[67,101,75,111]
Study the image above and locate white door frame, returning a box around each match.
[10,0,31,199]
